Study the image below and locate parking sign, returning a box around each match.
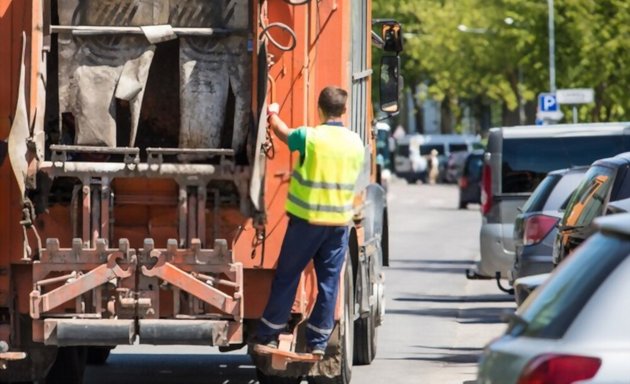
[538,93,558,112]
[536,93,563,122]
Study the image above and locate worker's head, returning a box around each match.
[318,86,347,121]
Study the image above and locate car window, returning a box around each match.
[501,136,628,194]
[396,143,409,157]
[610,166,630,201]
[510,232,630,339]
[449,144,468,153]
[420,144,445,156]
[465,155,484,179]
[562,165,616,227]
[520,174,561,213]
[543,171,587,211]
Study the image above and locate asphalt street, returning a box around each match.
[84,181,515,384]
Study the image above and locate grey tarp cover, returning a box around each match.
[173,0,251,159]
[57,0,165,147]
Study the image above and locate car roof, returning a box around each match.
[592,151,630,168]
[547,166,590,176]
[490,122,630,139]
[607,198,630,214]
[397,133,479,145]
[595,212,630,237]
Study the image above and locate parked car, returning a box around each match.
[446,150,470,184]
[473,122,630,280]
[513,194,630,307]
[458,150,484,209]
[511,166,588,282]
[512,273,549,306]
[553,152,630,266]
[478,213,630,384]
[393,134,480,184]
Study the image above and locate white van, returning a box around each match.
[393,134,481,183]
[474,122,630,281]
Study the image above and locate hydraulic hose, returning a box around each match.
[260,22,297,52]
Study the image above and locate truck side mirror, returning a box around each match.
[381,22,403,53]
[379,55,401,113]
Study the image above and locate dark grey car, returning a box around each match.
[511,167,588,283]
[458,150,484,209]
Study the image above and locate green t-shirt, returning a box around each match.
[288,127,307,161]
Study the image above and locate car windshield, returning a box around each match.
[562,165,616,227]
[509,232,630,339]
[520,174,561,213]
[420,144,445,156]
[396,143,409,157]
[450,144,468,152]
[501,135,629,194]
[465,155,484,179]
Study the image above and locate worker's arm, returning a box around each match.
[267,103,293,144]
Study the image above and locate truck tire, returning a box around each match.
[353,310,376,365]
[86,346,113,365]
[46,346,87,384]
[307,262,353,384]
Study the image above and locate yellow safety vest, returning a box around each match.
[286,125,365,225]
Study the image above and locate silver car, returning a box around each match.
[511,166,587,283]
[478,213,630,383]
[474,122,630,280]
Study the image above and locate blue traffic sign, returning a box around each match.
[538,93,558,112]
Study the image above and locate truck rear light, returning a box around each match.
[517,354,601,384]
[480,163,492,215]
[523,215,559,245]
[459,176,469,188]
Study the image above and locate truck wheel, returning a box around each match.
[256,369,303,384]
[46,346,87,384]
[353,310,376,365]
[86,346,113,365]
[307,262,354,384]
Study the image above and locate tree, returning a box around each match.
[373,0,630,130]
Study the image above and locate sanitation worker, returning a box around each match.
[255,86,365,356]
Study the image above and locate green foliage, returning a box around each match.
[373,0,630,122]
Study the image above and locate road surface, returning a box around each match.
[84,181,515,384]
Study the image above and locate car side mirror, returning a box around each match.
[379,55,401,113]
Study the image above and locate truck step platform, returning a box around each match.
[253,344,323,363]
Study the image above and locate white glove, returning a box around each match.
[267,103,280,118]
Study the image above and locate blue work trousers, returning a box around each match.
[257,214,349,350]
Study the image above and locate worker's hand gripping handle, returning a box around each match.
[267,103,279,120]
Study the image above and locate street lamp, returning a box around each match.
[548,0,556,92]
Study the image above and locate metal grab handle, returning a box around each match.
[50,25,247,37]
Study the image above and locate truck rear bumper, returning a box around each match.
[43,318,239,346]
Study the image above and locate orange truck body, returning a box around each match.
[0,0,392,381]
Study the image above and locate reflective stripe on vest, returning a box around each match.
[285,125,364,225]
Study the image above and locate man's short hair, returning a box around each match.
[318,86,347,118]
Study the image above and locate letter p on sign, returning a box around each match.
[538,93,558,112]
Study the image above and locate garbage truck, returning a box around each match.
[0,0,402,382]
